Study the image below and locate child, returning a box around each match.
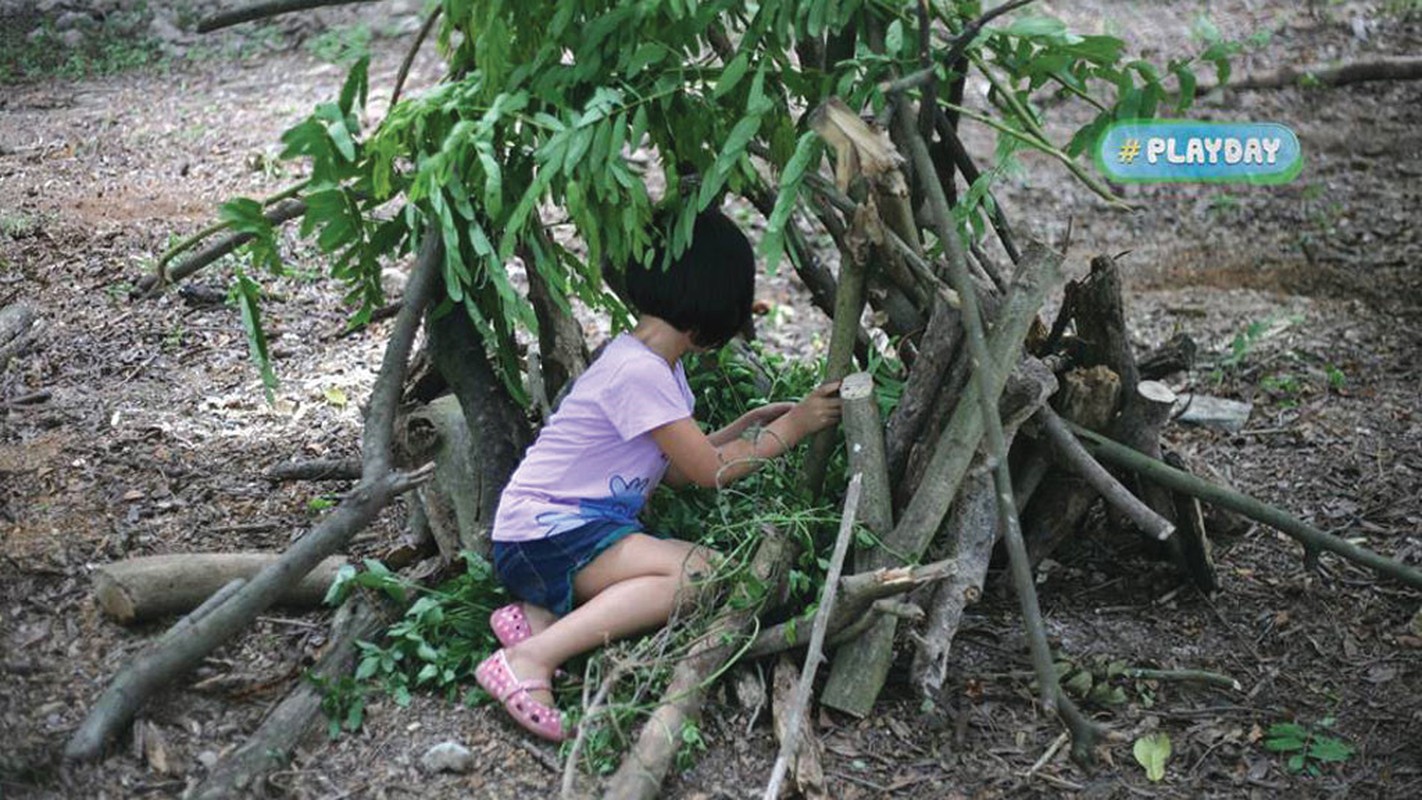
[475,208,841,741]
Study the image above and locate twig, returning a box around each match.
[1069,422,1422,592]
[390,6,443,111]
[885,0,1040,94]
[763,474,863,800]
[151,183,305,286]
[1024,731,1069,777]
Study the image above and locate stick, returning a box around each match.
[137,199,308,296]
[1036,407,1175,541]
[64,236,444,763]
[1123,668,1241,691]
[197,0,381,33]
[903,100,1106,761]
[884,0,1040,94]
[763,474,862,800]
[263,458,362,483]
[1200,56,1422,93]
[390,6,442,111]
[1069,423,1422,592]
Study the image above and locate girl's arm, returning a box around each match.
[653,383,841,489]
[663,403,793,487]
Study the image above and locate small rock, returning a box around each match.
[58,29,85,48]
[27,26,47,43]
[197,750,219,770]
[420,741,474,774]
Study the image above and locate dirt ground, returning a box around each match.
[2,1,1420,798]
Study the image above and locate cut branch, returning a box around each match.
[1070,423,1422,592]
[1036,407,1174,541]
[1201,56,1422,92]
[93,553,346,624]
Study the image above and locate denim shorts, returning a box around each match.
[492,520,643,615]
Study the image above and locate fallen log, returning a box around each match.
[93,553,347,625]
[190,591,399,799]
[264,458,362,483]
[1203,55,1422,92]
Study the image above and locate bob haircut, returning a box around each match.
[624,208,756,350]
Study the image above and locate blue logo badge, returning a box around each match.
[1096,120,1303,184]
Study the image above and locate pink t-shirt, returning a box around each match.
[492,333,695,542]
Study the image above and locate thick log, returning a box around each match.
[93,554,346,625]
[1056,365,1121,434]
[399,394,497,560]
[190,592,398,799]
[1073,255,1138,397]
[883,297,962,485]
[768,656,827,800]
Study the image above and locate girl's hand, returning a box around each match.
[786,381,842,438]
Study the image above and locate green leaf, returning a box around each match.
[232,269,278,403]
[1002,15,1068,39]
[338,55,369,114]
[1133,732,1172,782]
[714,52,750,99]
[1309,737,1353,763]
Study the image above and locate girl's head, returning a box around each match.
[624,207,755,350]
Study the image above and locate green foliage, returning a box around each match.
[1264,718,1354,776]
[235,0,1234,401]
[321,552,508,727]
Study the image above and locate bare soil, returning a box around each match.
[2,2,1419,798]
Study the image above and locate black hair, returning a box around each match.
[624,207,756,349]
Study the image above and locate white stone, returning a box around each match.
[419,741,474,774]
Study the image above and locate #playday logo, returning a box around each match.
[1096,120,1303,184]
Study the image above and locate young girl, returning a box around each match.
[475,208,841,742]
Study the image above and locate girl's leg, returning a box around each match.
[503,534,713,704]
[515,602,558,637]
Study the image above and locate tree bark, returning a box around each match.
[93,554,346,625]
[197,0,381,33]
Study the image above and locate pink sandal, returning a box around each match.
[475,649,568,742]
[490,603,535,648]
